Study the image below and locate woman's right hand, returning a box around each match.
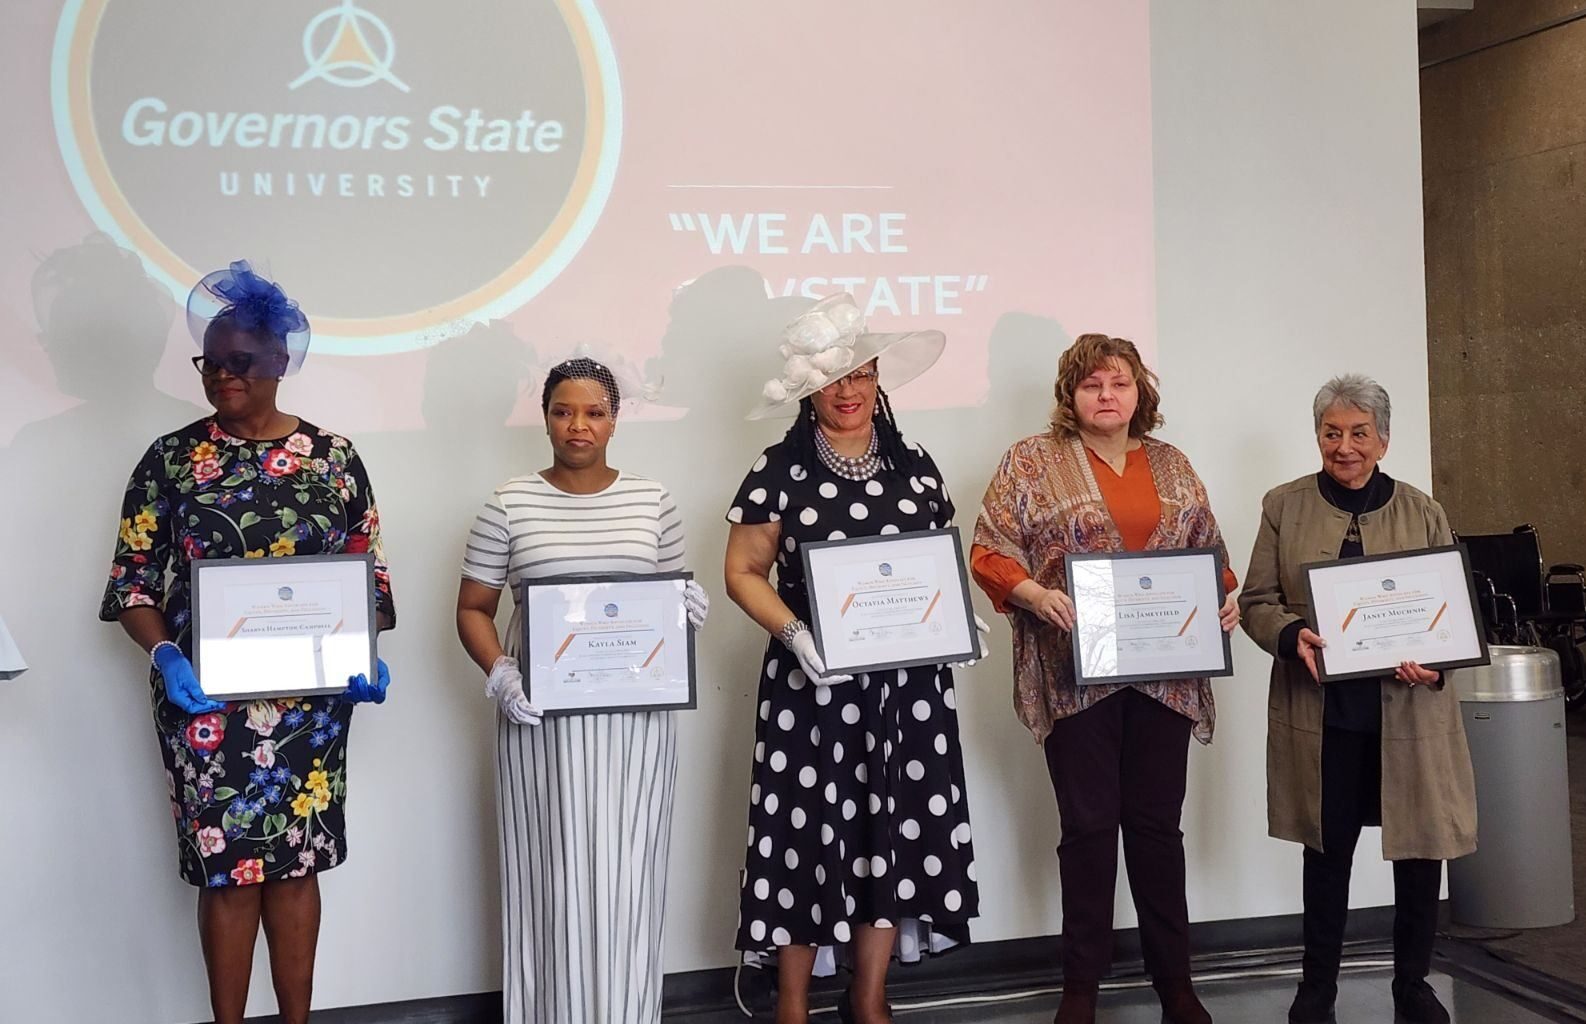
[786,629,854,687]
[486,655,543,726]
[1296,627,1327,684]
[151,644,225,715]
[1007,579,1075,631]
[1030,586,1077,631]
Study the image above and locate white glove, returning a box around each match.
[683,580,710,630]
[486,655,542,726]
[785,628,853,687]
[948,615,993,669]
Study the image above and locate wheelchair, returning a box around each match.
[1458,525,1586,712]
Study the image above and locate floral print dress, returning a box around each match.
[100,417,395,888]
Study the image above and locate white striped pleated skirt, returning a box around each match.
[496,709,678,1024]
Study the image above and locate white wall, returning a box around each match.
[0,1,1431,1020]
[1148,0,1432,924]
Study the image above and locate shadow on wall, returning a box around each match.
[611,267,810,958]
[0,235,216,997]
[905,308,1069,500]
[901,309,1072,933]
[420,317,540,496]
[19,232,199,447]
[6,232,203,634]
[988,311,1066,433]
[660,265,810,420]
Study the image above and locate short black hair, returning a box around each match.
[541,357,620,416]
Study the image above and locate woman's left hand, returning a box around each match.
[1219,593,1240,633]
[345,658,391,704]
[683,580,710,630]
[948,615,992,669]
[1395,661,1441,687]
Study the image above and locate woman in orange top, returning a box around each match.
[972,334,1238,1024]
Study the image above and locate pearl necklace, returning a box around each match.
[815,427,882,481]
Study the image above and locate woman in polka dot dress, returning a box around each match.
[724,294,986,1024]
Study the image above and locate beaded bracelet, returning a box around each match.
[778,619,809,649]
[149,640,180,668]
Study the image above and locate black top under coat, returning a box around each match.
[1278,467,1394,733]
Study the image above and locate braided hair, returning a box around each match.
[781,387,923,478]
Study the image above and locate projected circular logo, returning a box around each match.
[52,0,621,354]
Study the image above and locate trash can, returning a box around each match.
[1447,645,1575,929]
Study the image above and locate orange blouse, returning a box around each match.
[971,444,1236,611]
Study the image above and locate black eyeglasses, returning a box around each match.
[191,353,256,377]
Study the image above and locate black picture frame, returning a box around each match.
[799,527,980,675]
[1300,543,1490,683]
[190,552,378,699]
[518,570,698,715]
[1064,547,1234,687]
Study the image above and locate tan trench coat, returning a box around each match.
[1239,474,1477,861]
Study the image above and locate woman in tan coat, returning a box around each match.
[1239,375,1476,1024]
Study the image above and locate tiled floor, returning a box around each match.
[678,968,1563,1022]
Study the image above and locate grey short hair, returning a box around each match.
[1312,374,1391,439]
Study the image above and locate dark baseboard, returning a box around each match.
[267,993,499,1024]
[675,905,1401,1017]
[220,904,1586,1023]
[231,906,1398,1023]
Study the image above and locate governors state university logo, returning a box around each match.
[52,0,621,354]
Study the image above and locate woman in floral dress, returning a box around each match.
[101,262,395,1024]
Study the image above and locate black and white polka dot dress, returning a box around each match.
[727,440,979,962]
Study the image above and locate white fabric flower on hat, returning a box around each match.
[784,354,815,384]
[747,290,947,420]
[759,293,866,404]
[825,300,864,334]
[789,317,841,354]
[810,347,851,375]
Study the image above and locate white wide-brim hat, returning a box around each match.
[746,292,946,420]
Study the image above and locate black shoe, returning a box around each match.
[1392,978,1450,1024]
[1287,980,1337,1024]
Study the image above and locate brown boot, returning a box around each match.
[1154,976,1212,1024]
[1053,979,1099,1024]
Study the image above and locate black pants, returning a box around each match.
[1302,727,1442,988]
[1043,688,1194,984]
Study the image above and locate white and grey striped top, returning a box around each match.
[462,472,686,594]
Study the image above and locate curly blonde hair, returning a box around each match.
[1049,333,1163,438]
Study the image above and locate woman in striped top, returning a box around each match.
[454,356,709,1024]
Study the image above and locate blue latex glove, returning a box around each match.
[345,658,390,704]
[152,644,226,715]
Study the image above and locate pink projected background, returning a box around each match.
[0,0,1153,440]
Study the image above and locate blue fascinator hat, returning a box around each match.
[186,260,311,376]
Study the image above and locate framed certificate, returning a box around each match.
[191,554,376,701]
[800,528,979,675]
[519,572,696,715]
[1066,548,1234,686]
[1302,545,1489,682]
[0,612,26,680]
